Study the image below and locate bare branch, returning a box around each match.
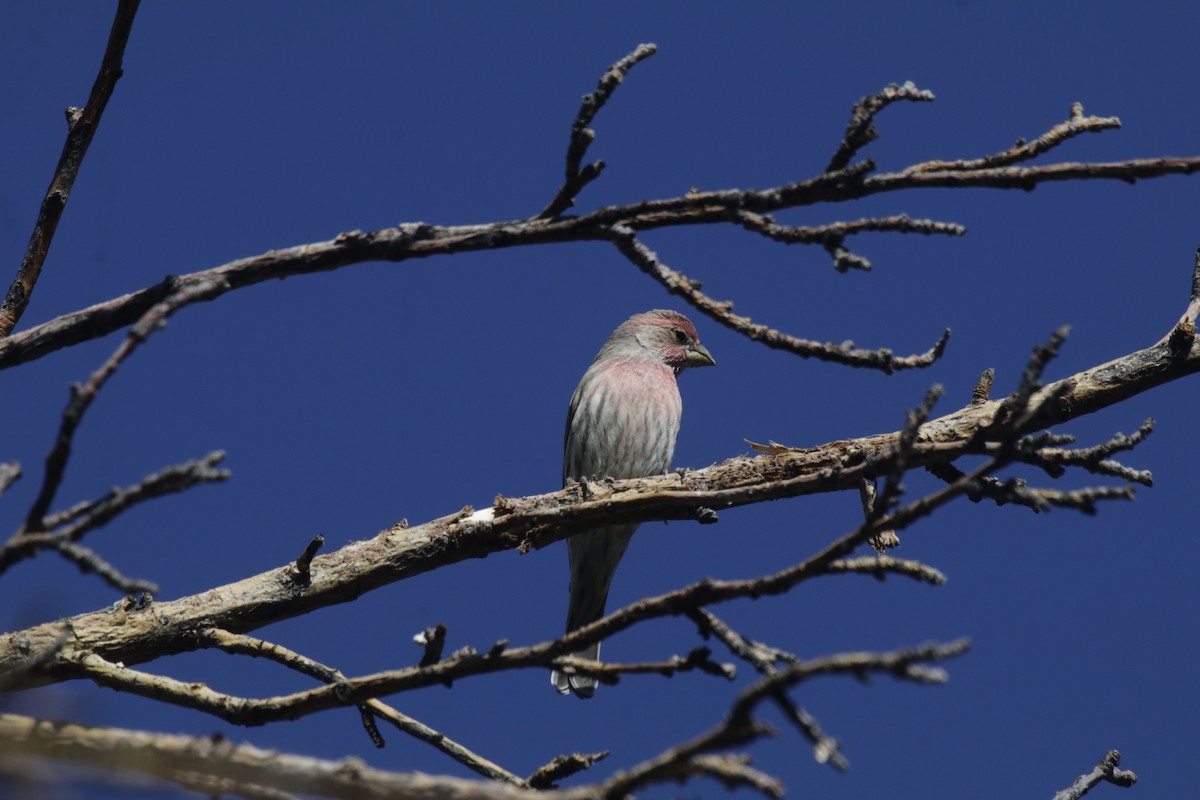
[21,279,229,535]
[907,102,1121,174]
[827,554,946,585]
[592,718,772,799]
[2,133,1198,373]
[54,460,976,728]
[597,639,968,799]
[826,81,936,172]
[56,451,228,537]
[0,712,544,800]
[859,479,899,552]
[609,224,950,372]
[0,462,19,500]
[549,647,736,689]
[0,451,227,581]
[289,534,324,586]
[527,752,609,790]
[971,367,995,405]
[199,629,528,786]
[1052,750,1137,800]
[1029,419,1155,485]
[49,540,158,594]
[876,384,944,517]
[671,754,784,799]
[1000,326,1070,436]
[415,623,448,667]
[690,609,849,772]
[5,269,1200,692]
[730,638,971,722]
[735,211,964,272]
[0,0,141,336]
[735,212,964,245]
[537,44,657,219]
[926,462,1136,515]
[0,625,70,692]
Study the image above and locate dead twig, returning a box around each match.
[198,629,529,786]
[537,44,657,219]
[609,223,950,372]
[0,0,142,336]
[1051,750,1137,800]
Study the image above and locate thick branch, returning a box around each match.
[3,155,1198,372]
[0,712,543,800]
[0,312,1193,690]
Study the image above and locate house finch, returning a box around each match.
[551,309,715,698]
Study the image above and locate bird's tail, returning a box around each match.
[551,525,635,698]
[550,640,602,698]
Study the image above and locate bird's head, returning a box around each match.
[616,309,716,374]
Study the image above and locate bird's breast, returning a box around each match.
[564,359,682,483]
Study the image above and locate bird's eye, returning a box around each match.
[672,329,689,345]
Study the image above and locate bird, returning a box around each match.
[551,309,715,698]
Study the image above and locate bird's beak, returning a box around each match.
[686,342,716,368]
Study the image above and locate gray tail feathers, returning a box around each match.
[551,525,636,698]
[550,573,607,698]
[551,640,601,698]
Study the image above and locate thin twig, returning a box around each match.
[1028,419,1154,485]
[859,479,899,552]
[549,647,736,688]
[735,211,965,272]
[690,609,849,772]
[537,44,657,219]
[875,385,944,517]
[415,623,448,667]
[1008,326,1070,417]
[971,368,995,404]
[609,223,950,372]
[0,462,20,499]
[526,751,609,790]
[0,0,141,335]
[597,639,969,799]
[1162,245,1200,352]
[826,81,935,172]
[289,534,324,586]
[0,452,228,579]
[735,211,964,244]
[926,461,1136,514]
[21,279,227,534]
[51,540,157,594]
[672,754,785,799]
[53,451,227,537]
[906,102,1121,174]
[730,639,971,721]
[1051,750,1137,800]
[198,629,529,786]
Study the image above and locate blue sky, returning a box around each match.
[2,2,1198,798]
